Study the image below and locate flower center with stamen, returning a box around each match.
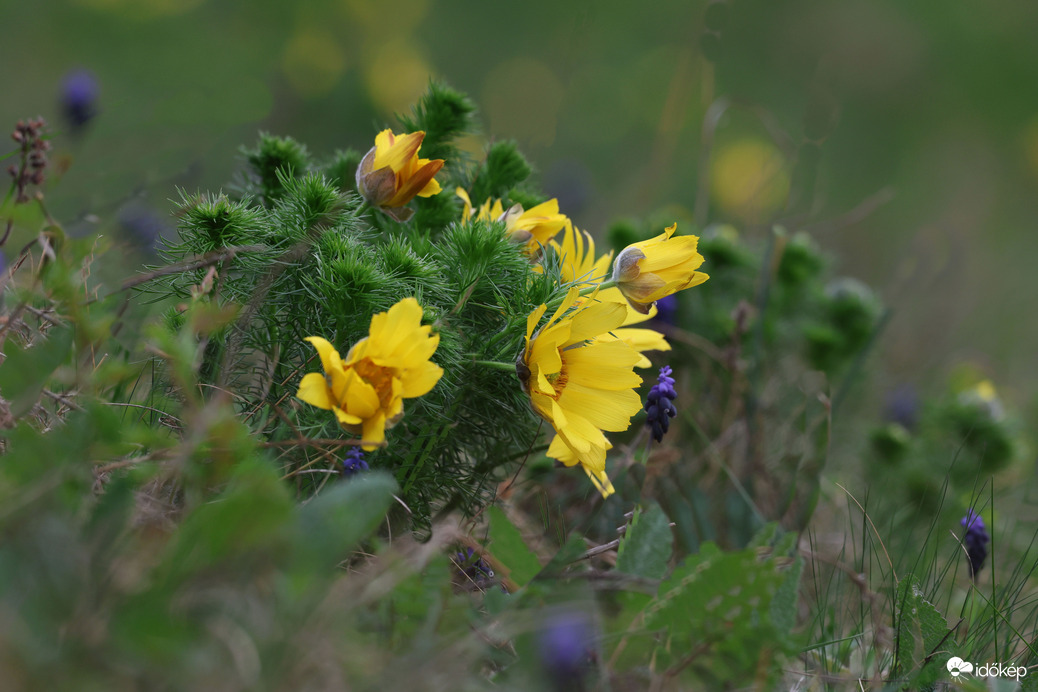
[352,357,396,408]
[545,348,569,399]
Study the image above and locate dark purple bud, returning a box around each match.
[538,611,593,689]
[960,510,990,580]
[341,447,369,477]
[645,365,678,443]
[60,69,99,132]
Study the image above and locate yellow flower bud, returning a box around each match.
[611,224,709,313]
[356,129,444,221]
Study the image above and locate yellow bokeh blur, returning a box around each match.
[282,28,348,98]
[1023,116,1038,182]
[710,138,790,223]
[72,0,206,18]
[482,58,565,148]
[363,39,433,116]
[340,0,429,38]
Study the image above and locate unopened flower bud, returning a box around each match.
[611,224,709,314]
[355,129,444,222]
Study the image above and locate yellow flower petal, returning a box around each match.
[332,405,363,426]
[400,361,444,398]
[456,187,474,219]
[296,372,334,410]
[521,289,643,497]
[584,465,616,498]
[564,341,643,389]
[610,328,671,365]
[343,369,380,419]
[559,382,642,432]
[564,301,628,345]
[372,129,425,172]
[361,412,387,451]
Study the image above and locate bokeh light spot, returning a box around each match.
[1023,116,1038,182]
[710,138,790,222]
[363,39,432,116]
[283,28,348,98]
[340,0,429,37]
[482,58,564,148]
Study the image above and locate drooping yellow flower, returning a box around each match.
[456,188,567,254]
[297,297,443,450]
[520,287,643,497]
[356,129,444,221]
[611,223,709,314]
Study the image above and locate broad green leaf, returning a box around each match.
[156,455,295,586]
[295,471,398,570]
[770,556,804,634]
[642,542,802,685]
[486,505,541,587]
[616,502,672,581]
[894,577,950,683]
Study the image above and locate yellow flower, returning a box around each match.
[297,297,443,450]
[456,188,567,254]
[520,287,643,497]
[356,129,444,221]
[535,222,670,368]
[611,223,709,313]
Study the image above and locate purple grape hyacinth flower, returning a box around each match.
[60,69,99,132]
[342,447,369,477]
[961,509,990,580]
[538,611,593,690]
[645,365,677,443]
[454,547,494,582]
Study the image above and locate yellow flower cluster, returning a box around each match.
[296,132,710,499]
[455,188,567,256]
[512,213,708,495]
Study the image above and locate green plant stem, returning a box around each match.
[472,359,515,371]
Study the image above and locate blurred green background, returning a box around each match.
[4,0,1038,409]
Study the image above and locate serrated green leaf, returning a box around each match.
[486,505,541,587]
[748,522,780,548]
[770,557,803,634]
[894,577,950,680]
[643,542,800,685]
[616,503,672,581]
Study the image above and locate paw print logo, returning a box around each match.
[946,657,974,677]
